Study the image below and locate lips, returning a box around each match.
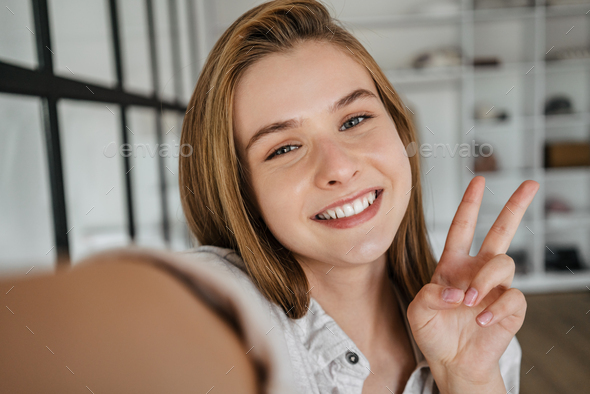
[310,187,384,219]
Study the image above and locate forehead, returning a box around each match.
[232,41,378,149]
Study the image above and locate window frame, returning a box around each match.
[0,0,196,266]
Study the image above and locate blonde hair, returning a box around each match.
[179,0,437,319]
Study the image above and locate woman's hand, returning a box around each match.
[407,176,539,394]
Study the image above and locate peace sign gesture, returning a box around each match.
[406,176,539,394]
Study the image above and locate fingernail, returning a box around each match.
[442,288,463,303]
[477,311,493,325]
[464,287,478,306]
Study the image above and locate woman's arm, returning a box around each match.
[0,254,258,394]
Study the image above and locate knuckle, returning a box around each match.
[482,253,512,272]
[507,198,524,212]
[420,283,435,299]
[451,218,472,230]
[418,283,439,304]
[503,254,515,265]
[407,295,423,320]
[490,223,511,237]
[510,288,526,306]
[408,287,425,312]
[462,194,479,205]
[498,254,516,271]
[503,288,526,310]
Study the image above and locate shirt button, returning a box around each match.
[345,351,359,365]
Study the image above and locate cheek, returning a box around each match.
[259,194,308,253]
[368,127,413,186]
[251,171,304,236]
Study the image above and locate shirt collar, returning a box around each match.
[294,276,428,377]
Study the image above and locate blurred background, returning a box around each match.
[1,0,589,392]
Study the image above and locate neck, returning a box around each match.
[298,252,399,353]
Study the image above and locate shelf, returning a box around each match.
[473,118,515,131]
[544,112,590,128]
[546,211,590,231]
[385,65,465,84]
[545,2,590,18]
[473,114,539,131]
[219,9,464,33]
[473,61,540,78]
[544,166,590,178]
[545,57,590,73]
[339,11,462,29]
[471,6,537,21]
[385,59,549,84]
[513,270,590,293]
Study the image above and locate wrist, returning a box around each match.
[431,364,506,394]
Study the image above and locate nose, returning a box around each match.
[313,138,359,188]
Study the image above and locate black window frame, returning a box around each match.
[0,0,197,266]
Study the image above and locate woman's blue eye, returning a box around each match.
[267,144,299,160]
[339,113,373,131]
[265,113,374,161]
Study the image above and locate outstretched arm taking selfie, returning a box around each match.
[0,253,259,394]
[407,177,539,394]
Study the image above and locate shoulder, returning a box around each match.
[180,245,249,278]
[498,335,522,393]
[178,245,272,307]
[176,245,298,390]
[176,246,296,338]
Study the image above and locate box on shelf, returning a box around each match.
[544,142,590,168]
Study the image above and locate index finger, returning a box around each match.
[478,180,540,258]
[442,176,486,256]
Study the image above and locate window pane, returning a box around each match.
[119,0,153,95]
[127,106,165,247]
[58,100,129,263]
[0,94,55,274]
[154,0,176,101]
[48,0,116,86]
[0,0,37,68]
[162,110,191,250]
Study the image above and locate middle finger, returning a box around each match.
[478,180,539,259]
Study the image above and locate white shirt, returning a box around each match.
[177,245,523,394]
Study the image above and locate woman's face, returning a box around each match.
[233,41,412,270]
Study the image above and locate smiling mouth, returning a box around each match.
[314,189,383,220]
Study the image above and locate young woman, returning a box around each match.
[179,1,539,393]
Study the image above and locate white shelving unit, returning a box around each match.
[204,0,590,293]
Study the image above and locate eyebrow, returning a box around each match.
[245,88,379,154]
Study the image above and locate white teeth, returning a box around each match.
[317,190,379,220]
[353,199,364,215]
[342,203,355,217]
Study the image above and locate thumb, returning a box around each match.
[407,283,465,330]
